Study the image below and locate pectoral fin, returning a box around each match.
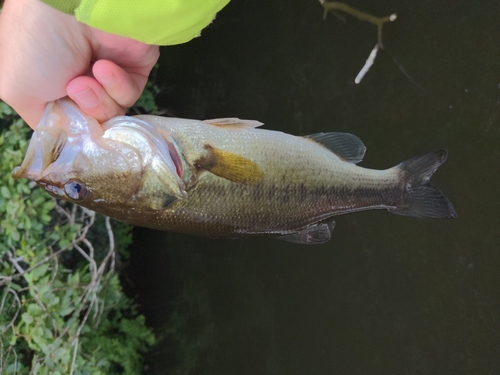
[278,219,335,245]
[197,145,263,185]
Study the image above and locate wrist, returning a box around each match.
[40,0,81,15]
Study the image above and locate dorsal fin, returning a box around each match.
[203,118,263,129]
[304,132,366,164]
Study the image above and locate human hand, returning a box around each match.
[0,0,160,129]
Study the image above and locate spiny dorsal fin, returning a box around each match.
[197,145,263,184]
[304,132,366,164]
[203,118,263,129]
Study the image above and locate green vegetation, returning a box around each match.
[0,101,155,374]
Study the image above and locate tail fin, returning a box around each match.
[391,150,457,219]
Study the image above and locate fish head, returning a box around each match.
[13,99,186,220]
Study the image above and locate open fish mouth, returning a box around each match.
[12,103,62,181]
[13,99,104,181]
[14,98,184,184]
[14,98,187,211]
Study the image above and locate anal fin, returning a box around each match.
[277,219,335,245]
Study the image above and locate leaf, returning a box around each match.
[40,214,52,224]
[0,101,13,118]
[10,228,20,242]
[27,302,43,315]
[59,305,74,317]
[22,312,34,325]
[31,362,42,374]
[23,216,31,230]
[8,334,17,346]
[54,347,71,363]
[1,186,11,199]
[42,326,53,340]
[32,263,50,280]
[37,283,51,298]
[32,326,47,348]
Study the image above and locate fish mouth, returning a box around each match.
[14,98,106,181]
[13,102,62,181]
[13,122,79,199]
[14,98,187,204]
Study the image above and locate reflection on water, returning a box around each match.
[125,0,500,373]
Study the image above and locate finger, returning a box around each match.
[92,60,148,108]
[66,76,125,122]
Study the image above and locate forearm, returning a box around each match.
[41,0,230,45]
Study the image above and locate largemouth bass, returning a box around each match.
[13,99,456,244]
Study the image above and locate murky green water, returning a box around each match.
[125,1,500,373]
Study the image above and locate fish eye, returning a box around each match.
[64,180,89,200]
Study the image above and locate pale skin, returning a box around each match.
[0,0,160,129]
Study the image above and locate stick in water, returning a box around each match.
[355,44,379,84]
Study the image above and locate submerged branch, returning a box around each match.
[355,44,379,84]
[319,1,396,48]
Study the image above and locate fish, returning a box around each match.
[13,98,457,244]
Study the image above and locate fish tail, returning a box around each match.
[391,150,457,219]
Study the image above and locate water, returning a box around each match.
[124,0,500,373]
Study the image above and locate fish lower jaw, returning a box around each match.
[38,181,65,197]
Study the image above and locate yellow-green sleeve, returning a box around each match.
[41,0,230,45]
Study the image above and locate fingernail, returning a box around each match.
[99,73,117,88]
[74,88,99,108]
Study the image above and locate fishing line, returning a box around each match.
[385,49,426,91]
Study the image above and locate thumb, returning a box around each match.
[92,59,150,108]
[67,75,125,123]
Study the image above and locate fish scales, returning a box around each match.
[13,99,456,244]
[139,116,402,234]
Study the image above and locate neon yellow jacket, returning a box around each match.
[42,0,230,45]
